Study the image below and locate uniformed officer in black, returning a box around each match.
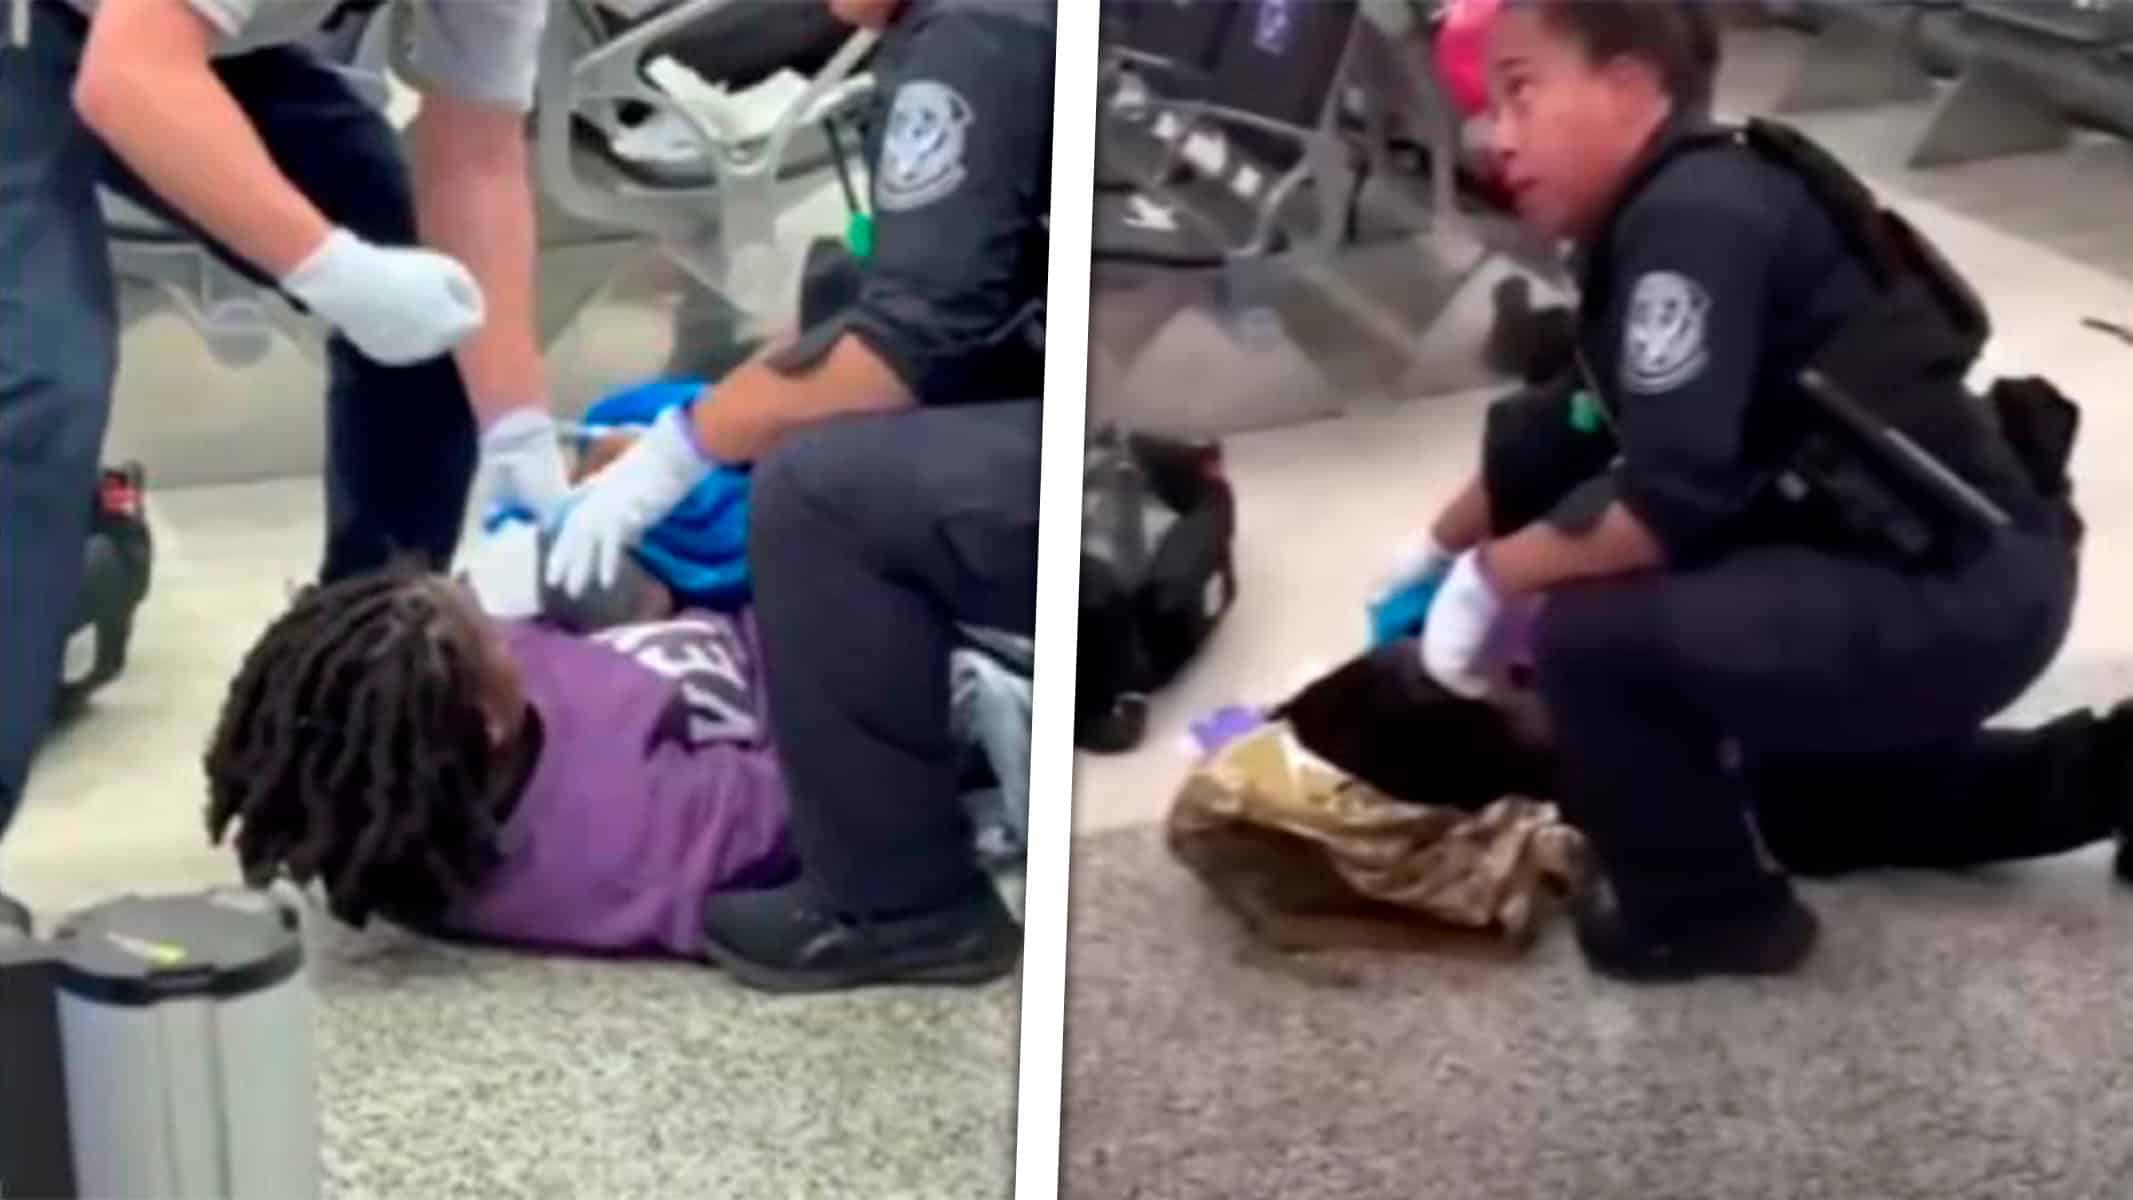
[546,0,1051,993]
[1412,0,2119,982]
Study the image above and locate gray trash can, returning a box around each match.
[54,889,320,1200]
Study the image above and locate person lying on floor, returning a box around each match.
[1289,640,2133,909]
[199,423,1024,962]
[200,552,792,958]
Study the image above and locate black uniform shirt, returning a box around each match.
[845,0,1054,407]
[1559,113,1879,565]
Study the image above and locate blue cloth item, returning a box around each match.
[582,379,755,610]
[1367,571,1448,648]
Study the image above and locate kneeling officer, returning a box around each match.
[545,0,1054,993]
[1409,0,2087,981]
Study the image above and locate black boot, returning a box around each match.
[0,892,29,940]
[1571,871,1818,984]
[2103,700,2133,885]
[701,877,1022,994]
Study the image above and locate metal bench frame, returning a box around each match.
[1091,7,1567,417]
[532,0,879,326]
[1767,0,2133,169]
[1099,10,1368,263]
[1910,0,2133,167]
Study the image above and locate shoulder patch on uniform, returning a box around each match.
[877,80,973,214]
[1621,270,1712,396]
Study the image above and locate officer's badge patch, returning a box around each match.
[877,80,972,214]
[1622,270,1712,395]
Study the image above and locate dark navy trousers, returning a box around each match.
[0,2,474,839]
[749,402,1041,914]
[1534,530,2085,933]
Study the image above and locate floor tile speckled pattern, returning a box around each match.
[309,923,1018,1199]
[1065,827,2133,1200]
[3,481,1020,1199]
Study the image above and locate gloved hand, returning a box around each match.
[280,228,485,365]
[1419,548,1513,700]
[473,408,573,526]
[543,404,714,597]
[1367,533,1457,647]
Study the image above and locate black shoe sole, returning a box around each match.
[0,894,30,939]
[1576,905,1819,986]
[703,928,1024,996]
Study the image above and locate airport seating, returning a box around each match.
[1091,0,1561,417]
[533,0,879,328]
[1913,0,2133,166]
[1098,0,1368,262]
[1768,0,2133,169]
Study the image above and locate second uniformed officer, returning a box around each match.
[1410,0,2107,982]
[545,0,1053,992]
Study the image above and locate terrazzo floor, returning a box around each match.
[1,478,1023,1199]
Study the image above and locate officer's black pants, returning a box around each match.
[0,5,472,839]
[749,402,1039,914]
[1533,530,2081,933]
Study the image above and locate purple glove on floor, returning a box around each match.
[1190,706,1268,757]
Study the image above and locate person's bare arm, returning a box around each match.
[1430,474,1494,552]
[687,334,915,464]
[1485,502,1665,596]
[828,0,903,30]
[72,0,331,278]
[408,90,545,427]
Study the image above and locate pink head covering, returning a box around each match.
[1434,0,1502,118]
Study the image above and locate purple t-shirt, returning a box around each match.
[440,610,796,957]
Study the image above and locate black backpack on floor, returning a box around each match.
[1076,429,1238,754]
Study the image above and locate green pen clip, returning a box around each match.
[1569,389,1604,434]
[847,212,875,260]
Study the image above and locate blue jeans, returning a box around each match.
[0,2,476,838]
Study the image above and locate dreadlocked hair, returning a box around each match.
[203,560,516,930]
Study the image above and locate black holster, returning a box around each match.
[1767,279,2075,568]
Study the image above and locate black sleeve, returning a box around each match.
[847,6,1053,404]
[1583,195,1777,563]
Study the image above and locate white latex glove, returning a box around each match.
[1419,549,1506,700]
[543,405,713,597]
[474,408,572,525]
[280,228,485,365]
[454,518,543,621]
